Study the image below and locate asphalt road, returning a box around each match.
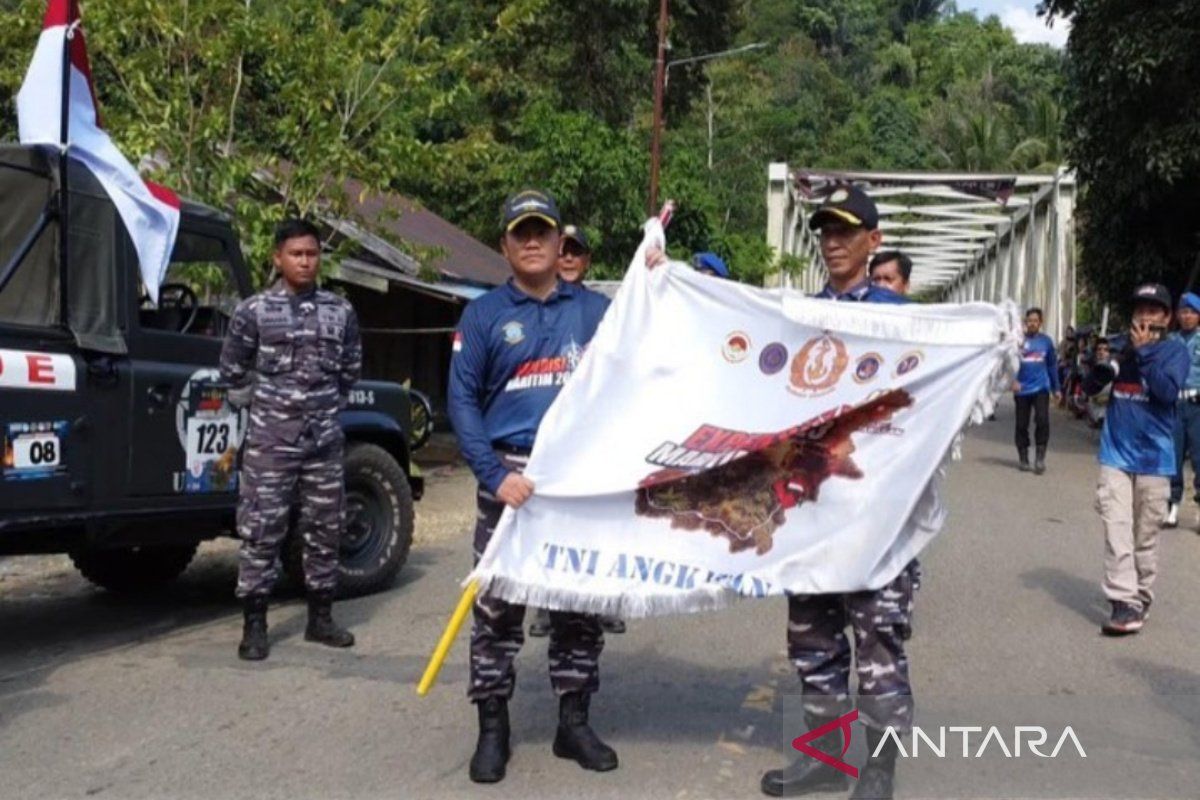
[3,403,1200,800]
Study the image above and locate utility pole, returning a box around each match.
[648,0,669,215]
[650,41,766,208]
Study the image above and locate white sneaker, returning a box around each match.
[1165,503,1179,528]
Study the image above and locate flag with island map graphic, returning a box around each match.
[469,220,1021,616]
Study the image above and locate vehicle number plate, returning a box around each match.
[186,416,239,464]
[12,432,61,469]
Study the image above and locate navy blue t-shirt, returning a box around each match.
[449,279,610,492]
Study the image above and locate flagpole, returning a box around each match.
[57,21,77,328]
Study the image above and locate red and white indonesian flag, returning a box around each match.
[16,0,179,302]
[470,221,1020,616]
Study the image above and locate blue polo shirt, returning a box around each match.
[449,279,610,492]
[1015,333,1061,396]
[814,279,908,305]
[1098,336,1190,476]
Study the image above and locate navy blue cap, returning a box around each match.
[562,224,591,252]
[1132,283,1172,311]
[810,184,879,231]
[502,189,561,232]
[692,252,729,279]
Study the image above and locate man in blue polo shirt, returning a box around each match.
[1166,291,1200,527]
[1014,308,1062,474]
[760,186,910,800]
[449,190,617,783]
[1085,283,1189,635]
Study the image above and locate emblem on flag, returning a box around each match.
[788,334,850,397]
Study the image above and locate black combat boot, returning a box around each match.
[850,727,899,799]
[469,697,511,783]
[238,595,270,661]
[552,692,619,771]
[760,713,851,797]
[304,590,355,647]
[1018,449,1031,472]
[1034,446,1047,475]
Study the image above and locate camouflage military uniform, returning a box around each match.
[219,283,362,599]
[787,560,919,730]
[469,451,604,701]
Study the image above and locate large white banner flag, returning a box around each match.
[470,221,1020,616]
[17,0,180,302]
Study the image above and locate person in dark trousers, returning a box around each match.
[1085,283,1189,635]
[868,249,912,295]
[448,190,618,783]
[759,186,911,800]
[220,219,361,661]
[1167,291,1200,528]
[1013,308,1061,474]
[530,225,626,638]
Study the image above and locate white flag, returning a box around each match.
[470,221,1020,617]
[17,0,180,302]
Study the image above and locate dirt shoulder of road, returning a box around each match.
[0,459,475,600]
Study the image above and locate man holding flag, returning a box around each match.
[448,190,618,783]
[761,186,913,800]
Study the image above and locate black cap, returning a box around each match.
[809,184,879,231]
[561,224,591,252]
[502,189,561,232]
[1131,282,1172,311]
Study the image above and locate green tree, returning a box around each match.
[1041,0,1200,308]
[1,0,466,284]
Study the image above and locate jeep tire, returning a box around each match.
[69,543,199,593]
[284,442,414,598]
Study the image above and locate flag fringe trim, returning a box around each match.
[468,573,748,619]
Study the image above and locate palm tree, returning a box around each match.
[937,108,1014,171]
[1009,94,1065,172]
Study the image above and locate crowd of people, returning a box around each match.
[217,186,1197,800]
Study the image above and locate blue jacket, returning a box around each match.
[1169,329,1200,390]
[814,279,908,305]
[1015,333,1061,396]
[1096,337,1190,476]
[448,279,610,492]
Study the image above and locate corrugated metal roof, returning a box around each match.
[343,180,509,287]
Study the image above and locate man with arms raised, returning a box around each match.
[761,186,912,800]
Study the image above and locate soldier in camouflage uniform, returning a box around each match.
[448,190,617,784]
[761,187,913,800]
[220,218,361,662]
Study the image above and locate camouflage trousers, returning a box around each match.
[469,451,604,702]
[787,560,920,731]
[235,424,345,599]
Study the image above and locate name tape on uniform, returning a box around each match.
[0,349,77,391]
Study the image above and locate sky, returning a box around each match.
[957,0,1071,48]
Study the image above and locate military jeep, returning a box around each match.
[0,144,422,596]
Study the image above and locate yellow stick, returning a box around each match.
[417,580,478,697]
